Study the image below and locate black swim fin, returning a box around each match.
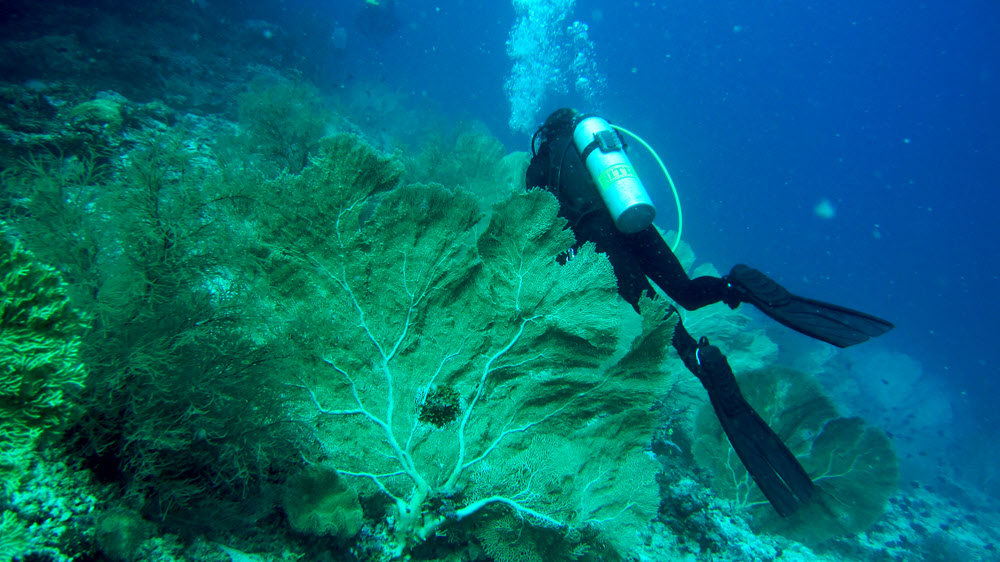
[672,323,815,516]
[727,264,894,348]
[713,388,817,517]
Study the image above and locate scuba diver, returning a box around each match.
[526,108,894,517]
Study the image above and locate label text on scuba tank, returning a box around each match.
[597,164,636,191]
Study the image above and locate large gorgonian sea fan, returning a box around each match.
[272,135,678,559]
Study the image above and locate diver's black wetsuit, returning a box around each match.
[526,108,894,517]
[527,108,732,313]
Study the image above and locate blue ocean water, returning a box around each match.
[3,0,998,558]
[304,0,999,473]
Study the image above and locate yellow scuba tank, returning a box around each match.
[572,115,656,234]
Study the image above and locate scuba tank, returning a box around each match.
[572,115,656,234]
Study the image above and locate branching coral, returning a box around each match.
[237,76,329,174]
[6,131,312,528]
[0,225,87,494]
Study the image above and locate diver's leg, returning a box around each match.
[672,321,815,516]
[629,228,732,310]
[725,264,894,347]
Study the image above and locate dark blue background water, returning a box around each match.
[238,0,998,459]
